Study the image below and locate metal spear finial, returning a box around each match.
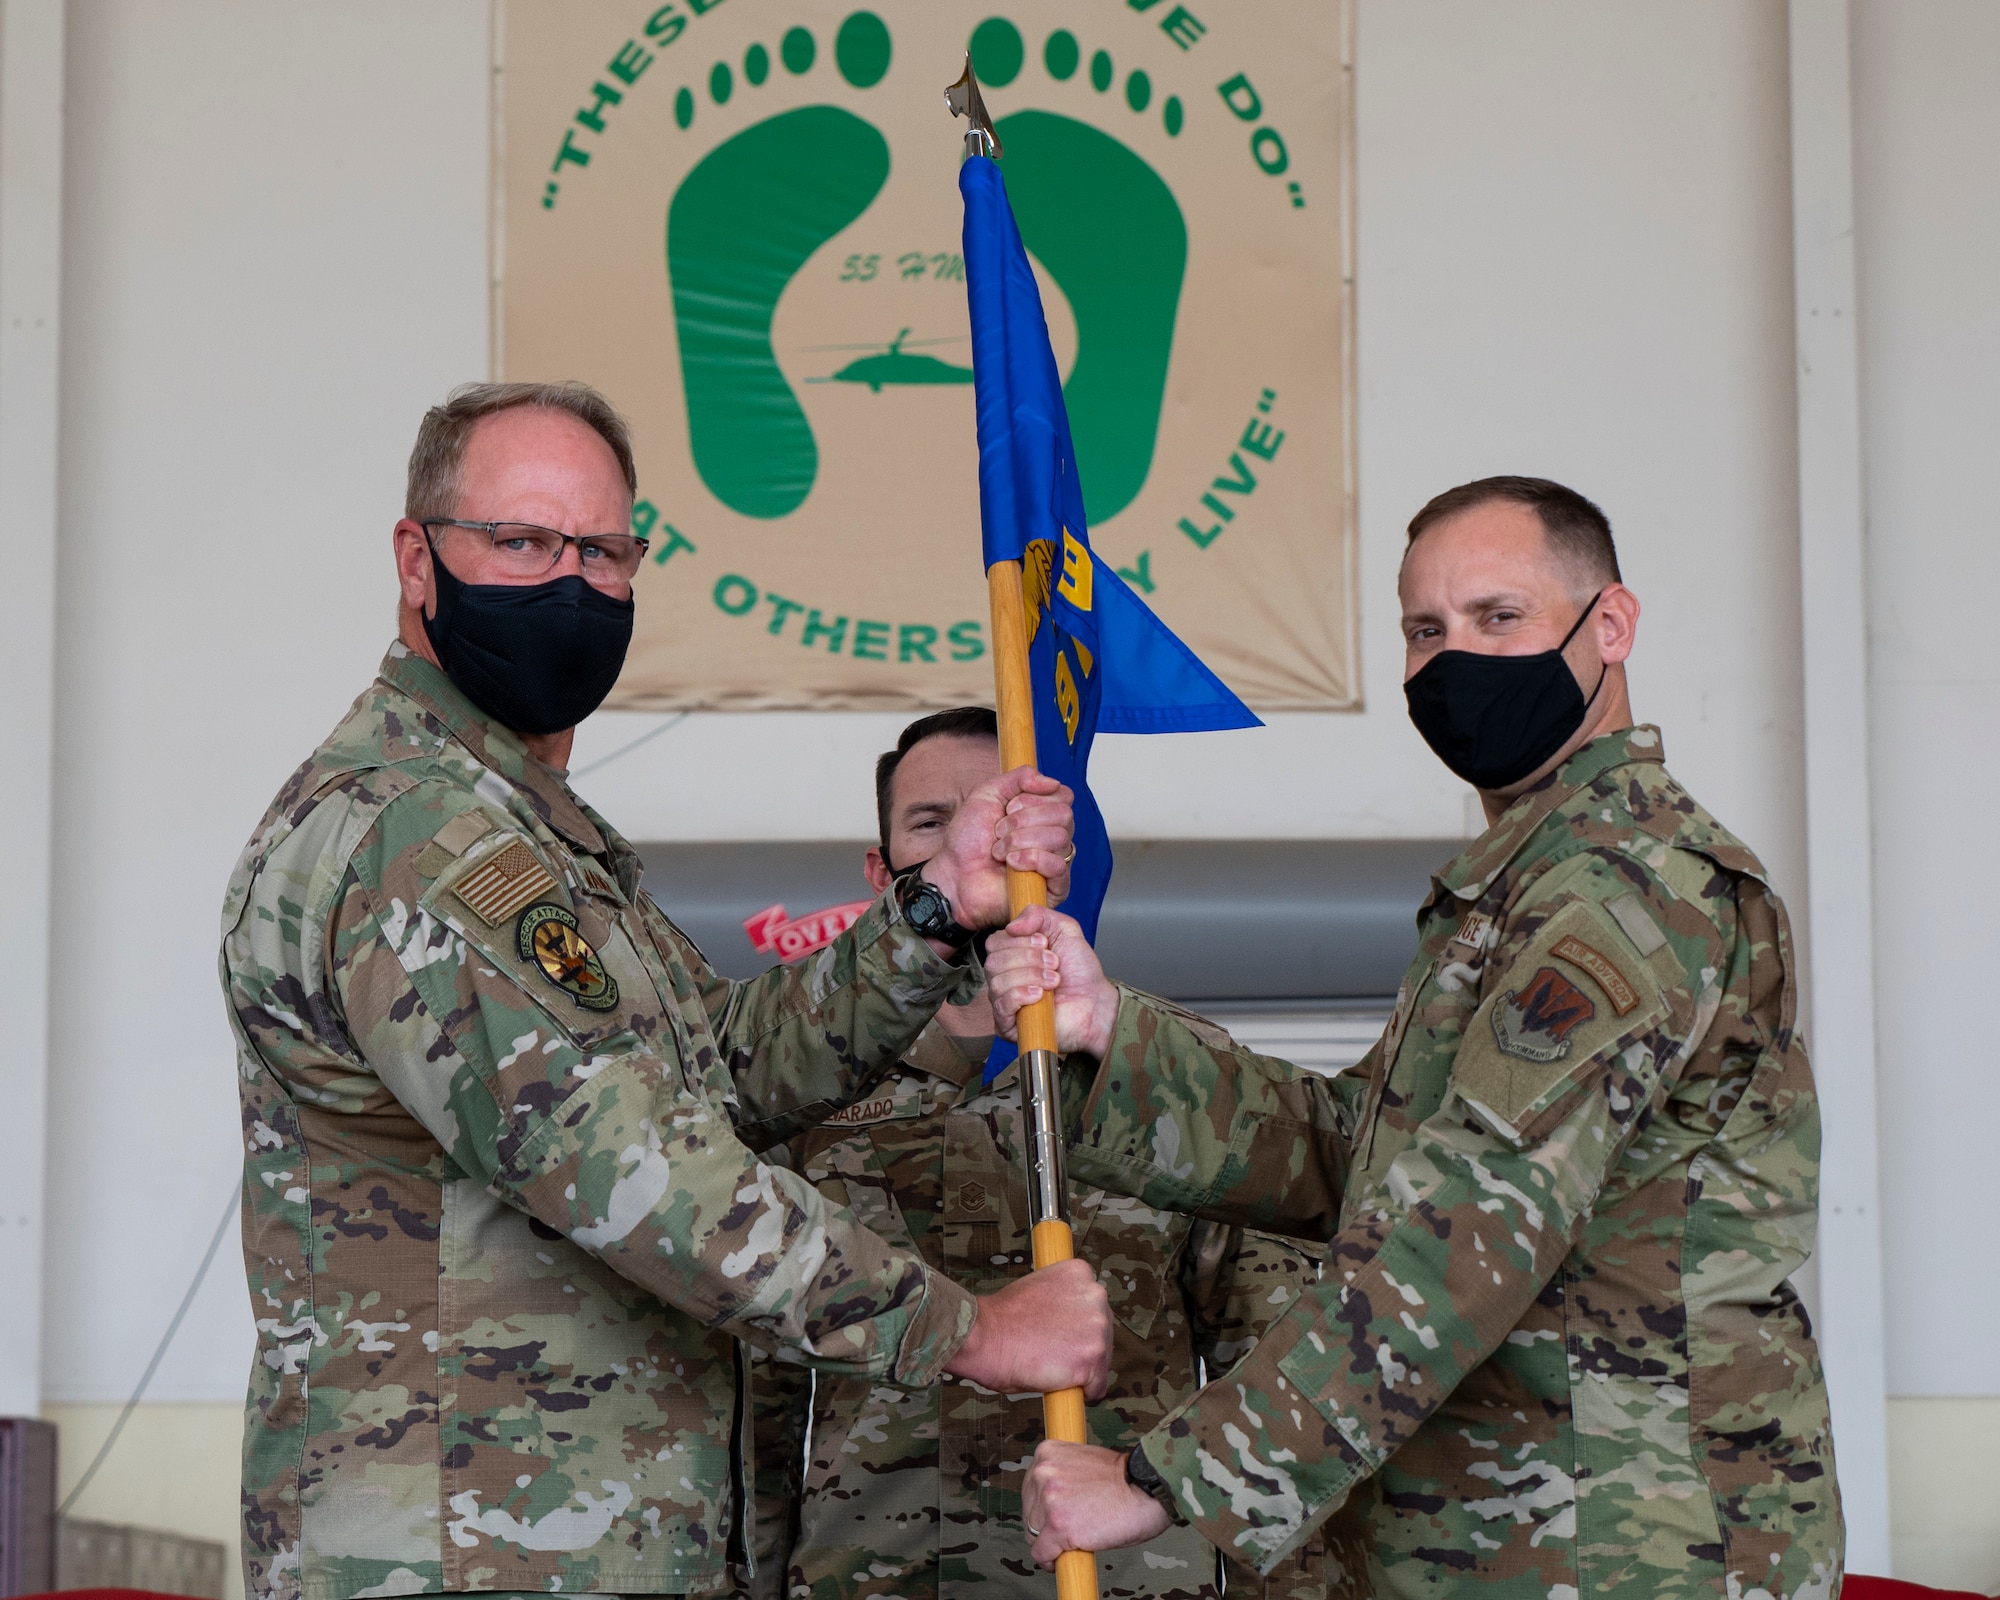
[945,54,1001,158]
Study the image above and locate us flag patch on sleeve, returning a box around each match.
[454,840,556,926]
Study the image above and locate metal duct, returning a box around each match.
[638,839,1458,1000]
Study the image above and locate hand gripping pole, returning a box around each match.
[988,558,1098,1600]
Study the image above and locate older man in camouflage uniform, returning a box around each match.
[221,382,1110,1600]
[748,709,1327,1600]
[990,478,1844,1599]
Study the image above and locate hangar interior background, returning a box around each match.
[1,1,1995,1593]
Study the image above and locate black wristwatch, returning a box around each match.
[894,865,976,951]
[1125,1444,1183,1522]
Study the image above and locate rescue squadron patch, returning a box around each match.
[1491,966,1596,1062]
[516,902,620,1012]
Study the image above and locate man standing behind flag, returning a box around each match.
[747,130,1300,1600]
[746,708,1328,1600]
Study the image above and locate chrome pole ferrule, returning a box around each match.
[1017,1048,1069,1227]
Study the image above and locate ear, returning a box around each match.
[1594,583,1640,665]
[863,846,894,896]
[393,519,435,616]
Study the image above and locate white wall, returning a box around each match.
[576,0,1810,921]
[42,0,491,1405]
[1853,2,2000,1398]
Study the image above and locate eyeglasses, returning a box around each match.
[422,519,650,585]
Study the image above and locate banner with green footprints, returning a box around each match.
[501,0,1356,711]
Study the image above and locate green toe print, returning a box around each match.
[994,110,1186,526]
[666,106,888,520]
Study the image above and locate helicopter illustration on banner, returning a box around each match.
[808,328,975,392]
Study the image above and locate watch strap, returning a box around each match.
[1125,1443,1184,1523]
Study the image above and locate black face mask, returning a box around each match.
[422,548,634,737]
[1403,591,1607,791]
[880,849,929,881]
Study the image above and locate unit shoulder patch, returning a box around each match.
[516,901,620,1012]
[1451,896,1676,1147]
[1490,966,1596,1063]
[1550,933,1640,1016]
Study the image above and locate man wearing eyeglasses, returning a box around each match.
[219,381,1108,1600]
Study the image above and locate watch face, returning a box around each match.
[899,873,960,939]
[909,884,947,932]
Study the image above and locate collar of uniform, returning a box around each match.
[570,790,648,901]
[901,1020,986,1089]
[1429,724,1668,907]
[376,643,607,856]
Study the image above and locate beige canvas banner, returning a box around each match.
[500,0,1355,711]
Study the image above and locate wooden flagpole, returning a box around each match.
[988,558,1098,1600]
[951,64,1097,1598]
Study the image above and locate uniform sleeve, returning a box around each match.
[634,888,983,1146]
[1062,987,1352,1242]
[314,820,978,1387]
[1179,1228,1334,1600]
[1132,852,1732,1570]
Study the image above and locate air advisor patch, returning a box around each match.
[517,902,620,1012]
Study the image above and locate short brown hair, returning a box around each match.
[405,381,638,522]
[874,707,999,854]
[1405,475,1621,593]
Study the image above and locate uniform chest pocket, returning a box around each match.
[796,1129,917,1252]
[1070,1188,1189,1339]
[1357,960,1436,1158]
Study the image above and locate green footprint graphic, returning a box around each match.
[993,109,1186,526]
[663,15,1184,528]
[665,105,888,520]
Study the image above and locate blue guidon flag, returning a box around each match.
[959,153,1259,1080]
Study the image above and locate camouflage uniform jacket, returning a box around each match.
[221,645,982,1600]
[748,1020,1327,1600]
[1063,727,1842,1600]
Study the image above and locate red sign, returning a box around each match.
[743,899,873,963]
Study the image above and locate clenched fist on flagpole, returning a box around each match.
[982,903,1121,1060]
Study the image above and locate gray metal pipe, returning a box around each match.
[637,838,1457,1000]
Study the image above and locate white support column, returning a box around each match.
[0,0,64,1418]
[1786,0,1891,1572]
